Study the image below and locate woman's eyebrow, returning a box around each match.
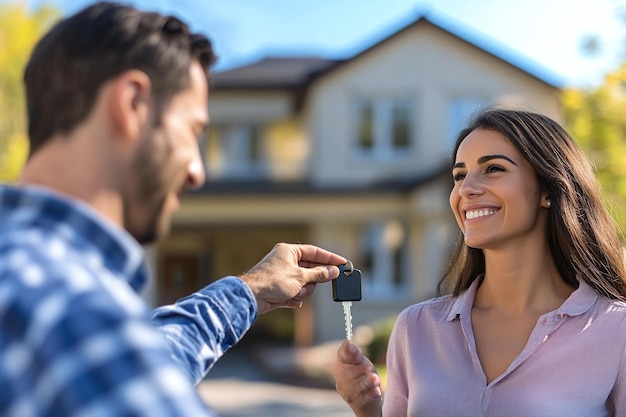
[453,154,518,170]
[477,154,518,166]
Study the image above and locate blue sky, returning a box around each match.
[18,0,626,87]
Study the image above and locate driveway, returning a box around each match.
[198,345,354,417]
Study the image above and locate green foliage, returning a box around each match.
[0,2,59,182]
[362,315,396,366]
[562,63,626,238]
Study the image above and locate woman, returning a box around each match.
[332,108,626,417]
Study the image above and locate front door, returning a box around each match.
[160,255,199,305]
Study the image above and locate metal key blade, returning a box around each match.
[342,301,353,340]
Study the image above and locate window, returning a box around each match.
[205,123,267,179]
[360,220,409,298]
[355,99,414,158]
[446,98,489,153]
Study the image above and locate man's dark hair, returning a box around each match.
[23,1,216,156]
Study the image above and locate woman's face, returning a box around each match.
[449,128,550,250]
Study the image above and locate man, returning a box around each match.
[0,2,346,416]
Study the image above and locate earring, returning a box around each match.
[546,201,551,208]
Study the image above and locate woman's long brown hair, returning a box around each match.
[439,109,626,302]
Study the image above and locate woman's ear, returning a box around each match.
[108,70,152,142]
[541,192,552,209]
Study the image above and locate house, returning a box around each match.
[144,9,563,346]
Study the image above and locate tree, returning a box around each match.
[0,2,59,182]
[562,62,626,237]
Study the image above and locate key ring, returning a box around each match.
[344,260,354,276]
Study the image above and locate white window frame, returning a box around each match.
[209,123,267,179]
[353,98,415,160]
[360,220,410,299]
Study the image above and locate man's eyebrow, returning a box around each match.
[453,154,518,170]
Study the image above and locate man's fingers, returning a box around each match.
[302,264,341,284]
[294,244,347,267]
[282,299,304,309]
[296,282,316,298]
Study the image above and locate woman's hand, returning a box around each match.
[332,340,383,417]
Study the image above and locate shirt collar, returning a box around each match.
[446,277,481,321]
[446,274,600,322]
[0,185,148,292]
[555,278,599,317]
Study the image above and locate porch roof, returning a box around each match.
[189,166,449,196]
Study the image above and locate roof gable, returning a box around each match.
[414,12,562,88]
[210,10,563,91]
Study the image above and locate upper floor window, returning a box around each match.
[355,99,414,159]
[205,123,267,179]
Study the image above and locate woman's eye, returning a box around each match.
[486,164,505,174]
[453,172,466,182]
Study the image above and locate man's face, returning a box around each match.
[125,61,209,244]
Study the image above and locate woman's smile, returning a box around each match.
[465,208,499,220]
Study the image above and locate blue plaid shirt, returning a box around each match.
[0,185,257,416]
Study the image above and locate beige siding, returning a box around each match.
[307,22,561,186]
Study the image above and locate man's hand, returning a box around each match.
[333,340,383,417]
[240,242,346,315]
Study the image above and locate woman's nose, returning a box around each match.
[457,173,484,198]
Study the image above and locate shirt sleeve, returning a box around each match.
[382,307,410,417]
[0,282,216,417]
[609,342,626,416]
[152,276,258,384]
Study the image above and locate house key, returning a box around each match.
[332,261,362,340]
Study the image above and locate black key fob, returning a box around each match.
[332,263,362,302]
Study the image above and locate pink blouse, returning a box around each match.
[383,278,626,416]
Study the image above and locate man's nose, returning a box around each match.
[185,148,206,190]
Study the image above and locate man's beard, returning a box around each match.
[124,142,171,244]
[124,191,168,245]
[124,125,180,244]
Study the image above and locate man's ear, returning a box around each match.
[108,70,152,141]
